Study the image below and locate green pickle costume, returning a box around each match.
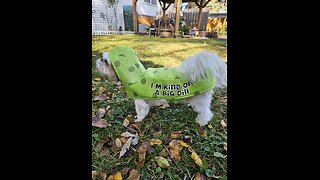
[108,46,216,100]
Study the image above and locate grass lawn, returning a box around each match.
[92,34,227,179]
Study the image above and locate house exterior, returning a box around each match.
[92,0,125,34]
[92,0,164,34]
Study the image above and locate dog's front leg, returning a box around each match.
[134,99,150,122]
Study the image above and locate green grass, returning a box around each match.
[92,34,227,179]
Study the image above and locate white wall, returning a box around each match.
[92,0,125,32]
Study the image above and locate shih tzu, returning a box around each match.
[96,46,227,126]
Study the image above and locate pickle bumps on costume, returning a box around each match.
[96,46,227,126]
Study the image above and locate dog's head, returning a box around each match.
[96,52,118,82]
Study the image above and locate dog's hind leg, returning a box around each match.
[134,99,150,122]
[185,90,214,126]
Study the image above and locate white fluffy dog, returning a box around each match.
[96,47,227,126]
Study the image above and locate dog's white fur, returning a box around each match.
[96,51,227,126]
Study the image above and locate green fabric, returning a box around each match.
[109,46,216,99]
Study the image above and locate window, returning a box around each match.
[144,0,157,5]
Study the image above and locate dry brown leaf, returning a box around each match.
[194,172,206,180]
[190,149,202,167]
[119,138,131,158]
[159,148,169,157]
[223,142,227,151]
[95,138,108,152]
[197,126,207,138]
[93,94,107,101]
[221,119,227,128]
[152,130,163,136]
[138,143,147,167]
[123,119,130,127]
[107,171,122,180]
[96,108,107,118]
[170,130,183,139]
[169,139,184,161]
[149,139,163,145]
[131,123,142,134]
[142,141,154,153]
[106,105,111,111]
[120,137,127,144]
[92,117,111,128]
[115,138,122,148]
[99,172,107,180]
[110,141,121,154]
[120,167,130,177]
[100,149,108,156]
[127,169,140,180]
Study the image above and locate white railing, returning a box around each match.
[92,30,135,35]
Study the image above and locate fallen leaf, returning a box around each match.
[127,169,140,180]
[106,105,111,111]
[110,141,121,153]
[131,123,142,134]
[96,108,107,118]
[120,137,127,144]
[107,171,122,180]
[92,117,111,128]
[97,172,107,180]
[170,130,183,139]
[95,138,108,152]
[190,149,202,167]
[92,171,98,179]
[123,119,130,127]
[119,137,131,158]
[142,141,154,153]
[223,142,227,151]
[115,138,122,148]
[138,143,147,167]
[100,149,108,156]
[93,94,107,101]
[152,130,163,136]
[197,126,207,138]
[149,139,163,145]
[120,167,129,177]
[180,141,189,147]
[208,124,213,129]
[169,139,184,161]
[221,119,227,128]
[194,172,206,180]
[159,148,169,157]
[155,156,170,168]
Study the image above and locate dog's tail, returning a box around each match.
[180,51,227,88]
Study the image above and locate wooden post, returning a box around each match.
[132,0,138,33]
[162,2,166,18]
[196,0,203,32]
[174,0,182,37]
